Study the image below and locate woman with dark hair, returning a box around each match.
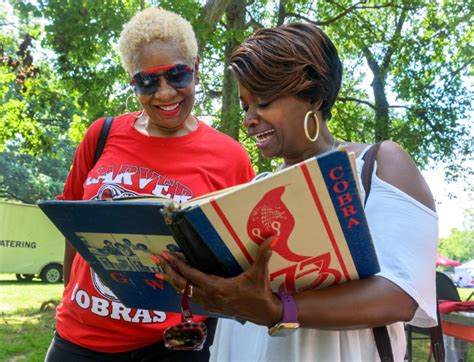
[157,23,438,361]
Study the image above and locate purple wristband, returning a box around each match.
[277,292,298,323]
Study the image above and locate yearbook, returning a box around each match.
[38,147,380,315]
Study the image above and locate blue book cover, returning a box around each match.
[39,147,380,314]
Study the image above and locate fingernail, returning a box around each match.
[150,255,161,264]
[161,251,170,262]
[155,273,165,280]
[271,237,279,249]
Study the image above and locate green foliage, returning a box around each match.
[0,140,73,203]
[36,0,135,121]
[1,0,472,202]
[0,7,77,203]
[438,228,474,264]
[301,0,471,170]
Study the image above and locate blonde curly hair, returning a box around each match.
[118,8,198,75]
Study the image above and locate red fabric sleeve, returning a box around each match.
[57,118,107,201]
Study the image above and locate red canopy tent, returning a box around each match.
[436,253,461,267]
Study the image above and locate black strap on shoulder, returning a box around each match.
[93,116,114,167]
[362,141,394,361]
[362,141,444,362]
[361,141,383,206]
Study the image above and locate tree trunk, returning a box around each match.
[220,0,246,140]
[277,0,287,26]
[371,72,390,141]
[197,0,234,55]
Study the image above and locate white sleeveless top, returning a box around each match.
[210,147,438,362]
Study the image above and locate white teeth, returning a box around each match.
[254,130,275,141]
[158,103,179,111]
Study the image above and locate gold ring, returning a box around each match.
[180,284,194,298]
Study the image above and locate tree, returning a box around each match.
[1,3,78,203]
[0,141,73,203]
[283,0,472,173]
[1,0,472,202]
[438,228,474,264]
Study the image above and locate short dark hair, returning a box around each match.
[229,22,342,121]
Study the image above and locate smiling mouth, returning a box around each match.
[156,103,180,111]
[254,129,275,142]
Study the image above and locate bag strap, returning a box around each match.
[361,141,444,362]
[93,116,114,167]
[361,141,394,362]
[361,141,383,206]
[431,304,445,361]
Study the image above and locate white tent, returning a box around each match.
[454,259,474,287]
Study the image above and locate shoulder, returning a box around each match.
[198,121,248,153]
[84,113,131,139]
[375,141,435,211]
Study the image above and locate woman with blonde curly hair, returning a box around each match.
[45,7,254,361]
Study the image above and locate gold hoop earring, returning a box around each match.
[125,93,144,118]
[304,110,320,142]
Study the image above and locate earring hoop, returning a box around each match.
[125,93,144,119]
[304,110,320,142]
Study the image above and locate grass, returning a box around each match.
[0,274,62,362]
[0,273,472,361]
[459,287,474,301]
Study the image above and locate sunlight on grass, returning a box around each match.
[0,274,60,361]
[0,274,63,313]
[458,288,474,301]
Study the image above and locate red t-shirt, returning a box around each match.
[56,113,255,352]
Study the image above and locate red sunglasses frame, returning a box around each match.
[130,64,193,86]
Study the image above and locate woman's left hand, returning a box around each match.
[156,236,282,326]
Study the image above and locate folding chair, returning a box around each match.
[405,272,459,361]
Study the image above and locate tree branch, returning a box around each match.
[277,0,287,26]
[387,104,411,109]
[325,0,386,42]
[286,0,367,26]
[438,60,473,101]
[199,0,233,24]
[361,46,380,75]
[337,96,376,109]
[245,9,264,29]
[381,8,407,71]
[197,0,234,54]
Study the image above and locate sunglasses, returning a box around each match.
[163,281,207,351]
[131,64,194,96]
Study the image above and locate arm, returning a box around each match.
[159,141,435,329]
[63,239,77,287]
[59,119,106,287]
[292,141,435,329]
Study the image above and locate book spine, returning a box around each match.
[184,207,244,277]
[316,151,380,277]
[166,210,235,277]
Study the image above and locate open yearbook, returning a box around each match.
[38,147,379,316]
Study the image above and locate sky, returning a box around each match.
[422,164,473,238]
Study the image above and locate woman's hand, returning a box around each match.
[155,236,283,326]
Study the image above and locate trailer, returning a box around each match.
[0,201,64,283]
